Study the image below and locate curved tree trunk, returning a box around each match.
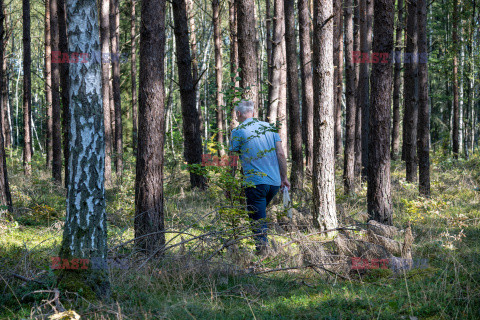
[135,0,167,255]
[298,0,314,173]
[284,0,303,188]
[343,0,356,195]
[22,0,32,176]
[312,0,337,231]
[172,0,206,189]
[368,0,394,225]
[59,0,110,298]
[0,1,12,215]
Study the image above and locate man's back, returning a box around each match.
[229,118,281,186]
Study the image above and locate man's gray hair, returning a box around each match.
[235,100,255,114]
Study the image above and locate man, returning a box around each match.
[229,100,290,253]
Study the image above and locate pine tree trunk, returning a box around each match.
[135,0,167,255]
[50,0,62,184]
[354,0,362,176]
[229,0,239,131]
[334,0,343,157]
[110,0,122,177]
[359,0,373,180]
[404,0,418,182]
[452,0,459,158]
[266,0,272,116]
[367,0,394,225]
[45,0,53,168]
[58,0,69,187]
[58,0,110,298]
[312,0,337,231]
[131,0,137,152]
[298,0,314,173]
[0,0,12,215]
[22,0,32,176]
[100,0,112,186]
[172,0,206,189]
[391,0,403,160]
[213,0,225,157]
[284,0,303,188]
[1,5,10,149]
[343,0,356,195]
[237,0,258,112]
[417,0,430,197]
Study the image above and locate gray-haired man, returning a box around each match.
[229,100,290,253]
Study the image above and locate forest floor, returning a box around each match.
[1,149,480,319]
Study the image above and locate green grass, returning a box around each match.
[1,150,480,319]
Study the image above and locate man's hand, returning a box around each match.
[281,178,291,190]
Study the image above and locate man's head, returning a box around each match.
[235,100,254,123]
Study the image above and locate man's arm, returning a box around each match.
[275,141,290,189]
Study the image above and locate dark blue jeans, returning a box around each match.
[245,184,280,249]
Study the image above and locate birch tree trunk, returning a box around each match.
[312,0,337,231]
[58,0,110,298]
[100,0,112,186]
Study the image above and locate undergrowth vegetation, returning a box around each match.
[1,150,480,319]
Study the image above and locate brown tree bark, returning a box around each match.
[417,0,430,196]
[354,0,361,176]
[237,0,258,112]
[312,0,338,230]
[172,0,206,189]
[343,0,356,195]
[404,0,418,182]
[391,0,403,160]
[135,0,167,254]
[452,0,459,158]
[1,36,10,149]
[58,0,69,187]
[22,0,32,176]
[0,0,12,215]
[284,0,303,188]
[359,0,373,180]
[298,0,313,173]
[213,0,225,157]
[110,0,122,176]
[50,0,62,183]
[45,0,52,168]
[266,0,272,113]
[100,0,112,186]
[131,0,138,152]
[334,0,343,157]
[229,0,239,131]
[368,0,394,225]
